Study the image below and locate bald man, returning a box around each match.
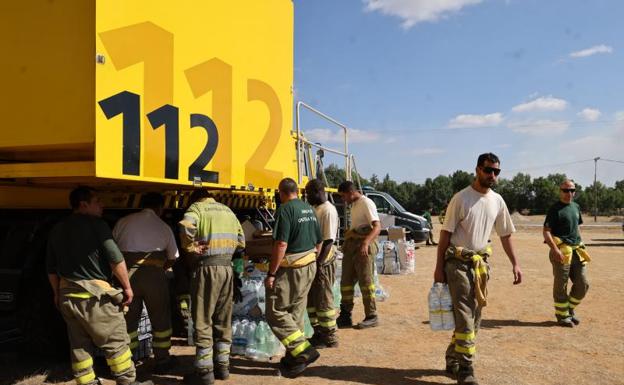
[543,180,591,327]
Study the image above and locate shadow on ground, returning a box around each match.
[305,365,450,385]
[480,319,557,329]
[585,242,624,247]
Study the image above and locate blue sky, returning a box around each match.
[293,0,624,187]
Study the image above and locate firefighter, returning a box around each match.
[336,181,381,330]
[46,186,152,385]
[304,179,339,348]
[265,177,322,378]
[433,153,522,385]
[179,190,245,385]
[543,179,590,327]
[112,192,179,372]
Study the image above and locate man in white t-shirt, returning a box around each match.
[305,179,340,348]
[113,192,179,373]
[433,153,522,385]
[336,181,381,329]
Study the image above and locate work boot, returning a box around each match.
[214,364,229,380]
[445,361,459,377]
[278,346,320,378]
[336,310,353,329]
[153,355,179,374]
[183,370,215,385]
[557,317,574,328]
[309,332,338,349]
[457,366,478,385]
[354,315,379,329]
[127,381,154,385]
[569,310,580,325]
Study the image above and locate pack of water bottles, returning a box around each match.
[231,318,285,361]
[428,282,455,330]
[233,278,265,318]
[377,240,415,275]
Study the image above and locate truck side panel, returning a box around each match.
[95,0,296,190]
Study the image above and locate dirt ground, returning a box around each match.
[7,217,624,385]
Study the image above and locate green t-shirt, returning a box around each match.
[544,201,583,245]
[273,198,321,253]
[46,214,124,281]
[423,211,433,227]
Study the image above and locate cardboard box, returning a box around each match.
[387,227,407,241]
[245,237,273,259]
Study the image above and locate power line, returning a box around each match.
[601,158,624,164]
[506,158,595,173]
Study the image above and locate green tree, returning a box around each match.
[450,170,474,193]
[531,177,559,214]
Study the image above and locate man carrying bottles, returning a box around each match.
[433,153,522,385]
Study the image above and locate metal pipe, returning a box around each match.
[594,157,600,222]
[296,101,350,180]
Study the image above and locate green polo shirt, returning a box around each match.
[273,198,321,253]
[544,201,583,245]
[46,214,124,281]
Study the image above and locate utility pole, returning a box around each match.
[593,157,600,222]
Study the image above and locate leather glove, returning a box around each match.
[177,294,191,320]
[233,275,243,303]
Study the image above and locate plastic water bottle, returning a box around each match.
[429,283,444,330]
[244,321,259,360]
[187,316,195,346]
[232,319,246,355]
[256,280,266,314]
[304,312,314,338]
[332,280,341,305]
[252,321,271,362]
[429,283,454,331]
[440,284,455,330]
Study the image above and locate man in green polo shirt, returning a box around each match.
[265,177,322,378]
[543,179,591,327]
[46,186,152,385]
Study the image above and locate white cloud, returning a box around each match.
[577,108,601,122]
[569,44,614,59]
[412,147,446,156]
[496,143,511,149]
[615,111,624,121]
[508,120,570,135]
[363,0,483,29]
[511,96,568,113]
[448,112,504,128]
[305,128,381,144]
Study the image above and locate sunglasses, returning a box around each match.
[480,166,501,176]
[561,188,576,193]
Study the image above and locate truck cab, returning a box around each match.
[362,189,430,243]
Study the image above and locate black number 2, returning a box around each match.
[188,114,219,183]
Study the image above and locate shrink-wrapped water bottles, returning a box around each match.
[428,282,455,331]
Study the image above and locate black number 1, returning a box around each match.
[147,105,179,179]
[98,91,141,175]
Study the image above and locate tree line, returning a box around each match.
[323,164,624,216]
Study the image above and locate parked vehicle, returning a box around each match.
[363,189,430,243]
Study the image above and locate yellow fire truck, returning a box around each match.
[0,0,357,354]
